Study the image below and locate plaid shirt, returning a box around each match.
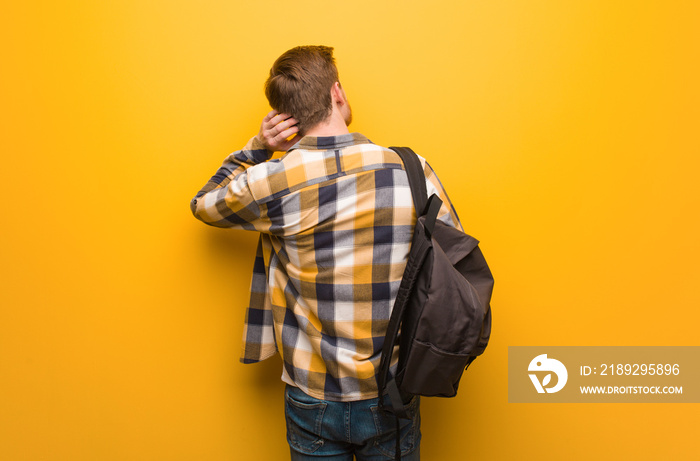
[191,133,462,401]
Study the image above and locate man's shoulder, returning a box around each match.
[244,138,428,203]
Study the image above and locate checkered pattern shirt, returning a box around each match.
[191,133,462,401]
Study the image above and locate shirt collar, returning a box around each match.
[288,133,373,152]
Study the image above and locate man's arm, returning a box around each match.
[189,111,298,229]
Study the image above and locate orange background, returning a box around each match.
[1,1,698,459]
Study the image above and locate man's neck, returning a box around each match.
[304,114,350,138]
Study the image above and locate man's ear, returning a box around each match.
[331,82,346,106]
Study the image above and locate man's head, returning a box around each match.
[265,45,351,136]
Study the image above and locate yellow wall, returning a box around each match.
[1,1,698,459]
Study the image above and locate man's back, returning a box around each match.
[191,132,461,401]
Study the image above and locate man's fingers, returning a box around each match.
[258,111,299,152]
[275,117,298,135]
[275,125,299,142]
[263,110,278,123]
[262,110,285,127]
[267,112,289,127]
[266,116,298,138]
[268,113,296,130]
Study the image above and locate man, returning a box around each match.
[191,45,462,460]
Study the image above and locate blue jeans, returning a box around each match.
[284,385,421,460]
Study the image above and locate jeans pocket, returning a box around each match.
[285,387,328,454]
[369,396,421,458]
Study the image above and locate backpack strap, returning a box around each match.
[390,146,442,237]
[376,147,443,461]
[422,195,442,238]
[381,147,453,461]
[390,146,428,214]
[376,148,443,413]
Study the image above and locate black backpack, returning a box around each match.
[376,147,494,458]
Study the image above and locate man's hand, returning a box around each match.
[255,110,300,153]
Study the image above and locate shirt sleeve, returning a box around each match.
[423,161,464,232]
[190,136,273,231]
